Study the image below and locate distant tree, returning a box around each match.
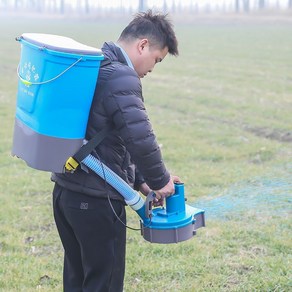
[48,0,58,13]
[171,0,176,13]
[139,0,145,12]
[242,0,249,12]
[84,0,89,14]
[60,0,64,14]
[259,0,265,9]
[235,0,250,13]
[14,0,20,9]
[163,0,167,13]
[34,0,46,12]
[235,0,240,13]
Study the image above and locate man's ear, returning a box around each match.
[138,38,149,54]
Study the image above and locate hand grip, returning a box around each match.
[145,191,156,218]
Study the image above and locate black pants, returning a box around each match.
[53,183,126,292]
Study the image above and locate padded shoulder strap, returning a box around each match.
[64,58,113,172]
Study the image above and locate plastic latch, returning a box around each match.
[65,157,79,172]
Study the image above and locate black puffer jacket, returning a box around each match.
[52,42,170,201]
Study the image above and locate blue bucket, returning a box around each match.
[12,33,104,172]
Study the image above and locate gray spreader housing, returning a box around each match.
[140,209,205,244]
[12,118,82,173]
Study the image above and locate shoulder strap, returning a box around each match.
[64,58,113,172]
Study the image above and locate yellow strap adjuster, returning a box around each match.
[65,157,79,172]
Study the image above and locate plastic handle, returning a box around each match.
[145,191,156,218]
[16,57,83,86]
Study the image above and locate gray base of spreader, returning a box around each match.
[12,118,83,173]
[140,210,205,244]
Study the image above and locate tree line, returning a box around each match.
[1,0,292,15]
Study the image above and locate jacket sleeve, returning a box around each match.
[102,65,170,191]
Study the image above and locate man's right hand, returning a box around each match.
[153,175,181,200]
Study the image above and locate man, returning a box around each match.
[52,10,179,292]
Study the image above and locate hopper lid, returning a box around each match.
[19,33,103,56]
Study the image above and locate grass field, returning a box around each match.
[0,13,291,291]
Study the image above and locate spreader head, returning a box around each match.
[140,183,205,244]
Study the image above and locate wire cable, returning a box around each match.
[96,153,151,231]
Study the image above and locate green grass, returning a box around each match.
[0,14,291,291]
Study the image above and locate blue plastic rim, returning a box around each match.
[145,204,200,229]
[16,35,104,139]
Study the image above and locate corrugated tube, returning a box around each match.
[82,154,146,219]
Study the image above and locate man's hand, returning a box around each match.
[153,175,181,200]
[139,183,162,206]
[139,175,181,206]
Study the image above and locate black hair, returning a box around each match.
[118,10,178,56]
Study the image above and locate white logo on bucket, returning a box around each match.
[21,61,40,87]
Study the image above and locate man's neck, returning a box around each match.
[116,41,134,70]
